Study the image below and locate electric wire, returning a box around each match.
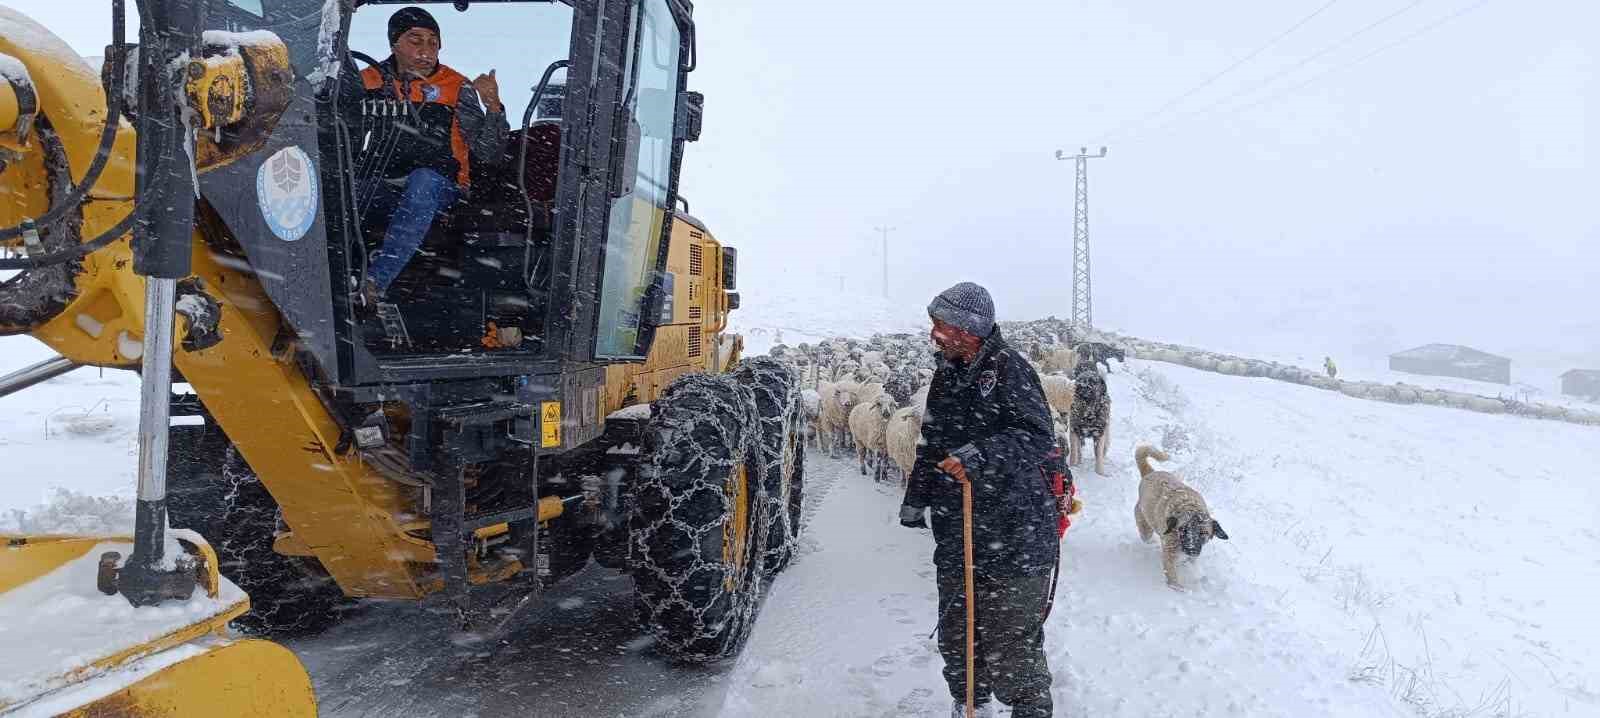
[1096,0,1345,144]
[1119,0,1427,143]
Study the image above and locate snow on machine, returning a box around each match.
[1,0,800,712]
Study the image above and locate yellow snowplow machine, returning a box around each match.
[0,533,315,716]
[3,0,800,695]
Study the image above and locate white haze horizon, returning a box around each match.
[17,0,1595,373]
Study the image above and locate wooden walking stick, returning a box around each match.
[938,453,977,718]
[961,475,976,718]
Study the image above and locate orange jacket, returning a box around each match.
[360,62,474,187]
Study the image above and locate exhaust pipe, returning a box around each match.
[0,355,81,399]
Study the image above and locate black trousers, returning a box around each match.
[936,565,1054,717]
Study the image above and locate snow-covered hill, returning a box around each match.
[722,359,1600,717]
[728,288,929,357]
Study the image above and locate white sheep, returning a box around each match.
[884,403,924,486]
[832,377,862,409]
[816,380,854,457]
[1040,374,1075,421]
[848,392,898,481]
[854,381,885,406]
[800,387,821,450]
[838,379,873,447]
[1038,347,1079,375]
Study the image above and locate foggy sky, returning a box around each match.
[14,0,1595,364]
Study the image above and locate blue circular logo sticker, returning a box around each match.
[255,146,319,242]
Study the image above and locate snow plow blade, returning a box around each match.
[0,534,316,717]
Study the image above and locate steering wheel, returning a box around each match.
[348,50,402,102]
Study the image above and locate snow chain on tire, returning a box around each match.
[734,357,806,576]
[628,373,771,661]
[167,424,347,636]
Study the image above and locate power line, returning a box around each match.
[1223,0,1493,119]
[1097,0,1344,144]
[1120,0,1426,144]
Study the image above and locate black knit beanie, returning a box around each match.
[388,7,440,46]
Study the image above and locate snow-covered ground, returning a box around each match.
[4,300,1597,716]
[728,287,929,358]
[722,359,1600,717]
[0,337,141,533]
[1112,324,1598,413]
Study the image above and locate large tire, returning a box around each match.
[167,424,347,637]
[735,357,806,576]
[628,373,770,662]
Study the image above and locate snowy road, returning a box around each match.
[289,443,942,717]
[291,567,730,717]
[291,452,858,718]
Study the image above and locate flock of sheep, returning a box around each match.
[769,318,1111,484]
[770,333,932,483]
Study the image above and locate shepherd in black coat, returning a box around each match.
[904,329,1059,575]
[899,282,1056,718]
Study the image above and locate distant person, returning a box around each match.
[346,6,509,303]
[1325,356,1338,379]
[900,282,1058,718]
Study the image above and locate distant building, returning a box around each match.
[1389,344,1511,385]
[1561,369,1600,399]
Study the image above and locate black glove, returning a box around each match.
[899,505,928,529]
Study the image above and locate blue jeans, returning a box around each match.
[365,168,459,294]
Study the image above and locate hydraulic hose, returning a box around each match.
[0,208,136,270]
[0,0,126,242]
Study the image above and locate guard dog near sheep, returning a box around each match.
[1134,445,1228,590]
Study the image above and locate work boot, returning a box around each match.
[949,700,997,718]
[357,277,384,308]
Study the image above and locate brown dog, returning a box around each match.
[1134,445,1228,589]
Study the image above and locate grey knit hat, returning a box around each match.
[927,281,995,337]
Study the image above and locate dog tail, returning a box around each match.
[1135,445,1169,477]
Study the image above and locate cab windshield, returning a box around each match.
[346,3,573,121]
[593,0,682,359]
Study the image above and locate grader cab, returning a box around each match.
[1,0,802,713]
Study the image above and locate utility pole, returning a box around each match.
[873,225,894,299]
[1054,146,1107,333]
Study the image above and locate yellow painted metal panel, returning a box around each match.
[59,639,316,718]
[0,535,99,594]
[169,247,432,600]
[0,80,21,141]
